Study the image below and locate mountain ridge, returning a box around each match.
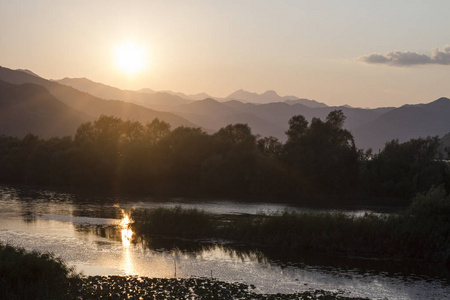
[352,97,450,151]
[2,66,449,150]
[224,89,327,108]
[0,67,197,133]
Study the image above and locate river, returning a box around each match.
[0,185,448,299]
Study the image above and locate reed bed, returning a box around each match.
[132,186,450,264]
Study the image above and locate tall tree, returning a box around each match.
[363,137,449,198]
[283,110,359,197]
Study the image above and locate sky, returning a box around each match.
[1,0,450,108]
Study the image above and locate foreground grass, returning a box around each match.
[0,244,80,299]
[132,186,450,265]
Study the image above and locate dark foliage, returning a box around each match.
[283,110,359,196]
[0,244,80,299]
[0,111,448,204]
[361,137,450,199]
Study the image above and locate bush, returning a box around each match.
[132,206,214,237]
[407,185,450,219]
[0,244,80,299]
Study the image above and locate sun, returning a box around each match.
[114,43,147,75]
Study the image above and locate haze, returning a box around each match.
[1,0,450,107]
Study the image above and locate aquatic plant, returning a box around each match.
[69,276,368,299]
[132,206,214,237]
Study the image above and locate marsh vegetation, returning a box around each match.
[132,186,450,265]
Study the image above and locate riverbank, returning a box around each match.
[69,276,369,300]
[1,244,369,300]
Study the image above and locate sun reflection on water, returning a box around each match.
[120,214,133,247]
[120,212,135,275]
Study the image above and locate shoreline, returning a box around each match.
[68,275,370,300]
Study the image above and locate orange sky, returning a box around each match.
[1,1,450,107]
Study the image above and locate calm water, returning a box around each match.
[0,185,449,299]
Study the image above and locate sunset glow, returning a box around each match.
[114,43,147,75]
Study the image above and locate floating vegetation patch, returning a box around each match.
[68,276,369,300]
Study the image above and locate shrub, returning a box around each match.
[0,244,80,299]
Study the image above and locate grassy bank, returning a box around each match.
[0,244,80,299]
[132,186,450,265]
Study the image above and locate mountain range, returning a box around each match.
[1,66,449,151]
[0,66,196,138]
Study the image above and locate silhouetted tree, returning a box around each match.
[257,136,283,158]
[283,110,359,197]
[1,114,448,203]
[143,118,171,146]
[201,124,258,196]
[362,137,449,198]
[157,127,212,195]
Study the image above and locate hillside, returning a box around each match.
[353,98,450,151]
[0,80,89,138]
[170,98,284,138]
[57,77,191,109]
[0,67,197,130]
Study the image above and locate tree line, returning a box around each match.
[0,110,448,205]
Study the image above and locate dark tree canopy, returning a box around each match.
[0,113,448,205]
[362,137,449,198]
[283,110,359,196]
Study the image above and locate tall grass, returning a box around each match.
[0,244,80,299]
[132,206,214,237]
[131,186,450,265]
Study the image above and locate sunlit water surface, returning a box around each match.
[0,185,449,299]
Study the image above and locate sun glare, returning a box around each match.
[120,213,133,248]
[114,43,146,75]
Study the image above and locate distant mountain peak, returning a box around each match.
[284,98,328,108]
[226,89,296,104]
[433,97,450,103]
[262,90,279,96]
[226,89,257,98]
[199,97,220,104]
